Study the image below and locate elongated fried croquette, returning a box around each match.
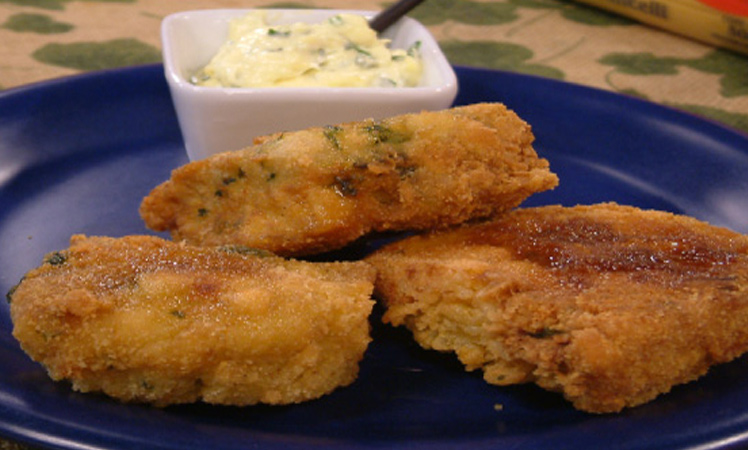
[9,235,375,407]
[139,103,558,256]
[366,203,748,413]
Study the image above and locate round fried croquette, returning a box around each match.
[367,203,748,413]
[9,234,375,407]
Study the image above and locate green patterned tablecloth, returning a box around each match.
[1,0,747,133]
[0,1,747,449]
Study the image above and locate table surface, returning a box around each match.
[0,0,747,449]
[1,0,747,135]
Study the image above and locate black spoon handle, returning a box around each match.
[369,0,427,33]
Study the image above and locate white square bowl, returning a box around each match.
[161,9,459,160]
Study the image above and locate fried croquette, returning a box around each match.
[9,234,375,407]
[366,203,748,413]
[139,103,558,256]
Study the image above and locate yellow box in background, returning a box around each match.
[573,0,748,55]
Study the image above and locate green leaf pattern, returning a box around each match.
[2,13,73,33]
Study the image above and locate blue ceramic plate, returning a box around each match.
[1,64,748,450]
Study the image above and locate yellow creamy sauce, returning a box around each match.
[192,12,423,88]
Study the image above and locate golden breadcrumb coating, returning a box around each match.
[9,235,375,407]
[139,103,558,256]
[366,203,748,413]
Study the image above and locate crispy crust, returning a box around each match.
[139,103,558,256]
[366,203,748,413]
[9,234,375,407]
